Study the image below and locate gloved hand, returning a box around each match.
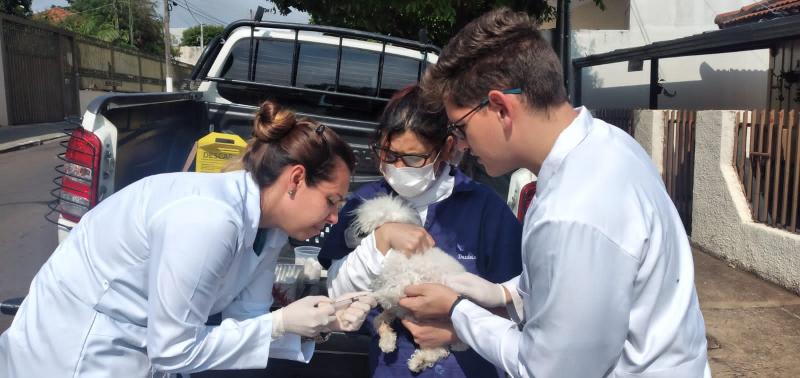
[272,295,336,338]
[329,292,378,332]
[443,272,507,308]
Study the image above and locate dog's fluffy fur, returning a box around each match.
[353,195,468,373]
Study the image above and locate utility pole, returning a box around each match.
[162,0,172,92]
[200,23,204,51]
[128,0,134,46]
[112,0,119,32]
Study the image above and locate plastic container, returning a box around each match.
[273,263,303,305]
[294,246,321,265]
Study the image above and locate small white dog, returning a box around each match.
[352,195,468,373]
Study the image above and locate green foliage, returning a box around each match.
[0,0,32,17]
[38,0,166,55]
[271,0,604,47]
[180,24,224,46]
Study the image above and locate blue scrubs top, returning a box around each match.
[320,168,523,378]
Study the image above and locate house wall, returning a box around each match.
[573,0,770,110]
[692,110,800,294]
[633,109,800,294]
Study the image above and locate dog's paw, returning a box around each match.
[378,333,397,353]
[407,352,435,373]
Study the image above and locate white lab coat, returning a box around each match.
[0,170,313,377]
[449,108,710,377]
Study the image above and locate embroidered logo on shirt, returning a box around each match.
[457,253,476,260]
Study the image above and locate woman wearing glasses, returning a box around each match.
[0,101,376,377]
[318,85,522,378]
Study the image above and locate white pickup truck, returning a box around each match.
[3,15,534,378]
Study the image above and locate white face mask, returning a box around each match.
[381,151,440,198]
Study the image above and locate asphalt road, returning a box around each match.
[0,140,64,332]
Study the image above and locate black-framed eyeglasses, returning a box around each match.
[446,88,523,140]
[370,144,437,168]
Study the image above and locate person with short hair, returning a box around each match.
[398,8,710,378]
[319,85,522,378]
[0,101,376,377]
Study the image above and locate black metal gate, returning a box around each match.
[2,16,78,124]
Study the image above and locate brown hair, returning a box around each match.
[421,7,567,112]
[239,101,355,188]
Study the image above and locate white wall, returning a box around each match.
[691,110,800,294]
[573,0,769,110]
[177,46,203,66]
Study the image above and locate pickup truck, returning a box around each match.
[2,15,534,378]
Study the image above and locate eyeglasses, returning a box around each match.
[370,144,437,168]
[446,88,523,140]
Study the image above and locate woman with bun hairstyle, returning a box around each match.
[0,101,376,377]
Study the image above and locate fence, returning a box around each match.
[592,108,635,136]
[76,37,193,93]
[734,110,800,234]
[663,110,696,233]
[0,14,193,125]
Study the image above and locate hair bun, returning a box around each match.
[253,101,297,143]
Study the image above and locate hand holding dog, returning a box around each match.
[374,223,435,256]
[398,283,459,320]
[401,318,459,349]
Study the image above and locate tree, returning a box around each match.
[36,0,166,55]
[271,0,604,48]
[181,24,224,47]
[1,0,32,17]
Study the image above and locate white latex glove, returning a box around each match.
[329,291,378,332]
[272,295,336,338]
[443,272,507,308]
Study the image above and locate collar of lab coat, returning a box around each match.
[535,106,593,195]
[243,171,287,250]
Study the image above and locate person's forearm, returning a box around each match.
[327,233,386,297]
[450,300,523,377]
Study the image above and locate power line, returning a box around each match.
[173,0,226,25]
[183,0,201,25]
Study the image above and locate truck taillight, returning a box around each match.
[57,128,102,222]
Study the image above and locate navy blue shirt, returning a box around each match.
[320,168,523,378]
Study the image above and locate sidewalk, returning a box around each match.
[695,248,800,377]
[0,121,72,153]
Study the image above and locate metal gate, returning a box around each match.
[663,110,696,233]
[2,16,78,124]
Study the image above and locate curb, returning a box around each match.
[0,133,67,154]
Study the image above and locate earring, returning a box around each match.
[288,190,295,199]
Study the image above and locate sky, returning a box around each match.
[30,0,310,27]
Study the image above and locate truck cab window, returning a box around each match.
[380,55,420,98]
